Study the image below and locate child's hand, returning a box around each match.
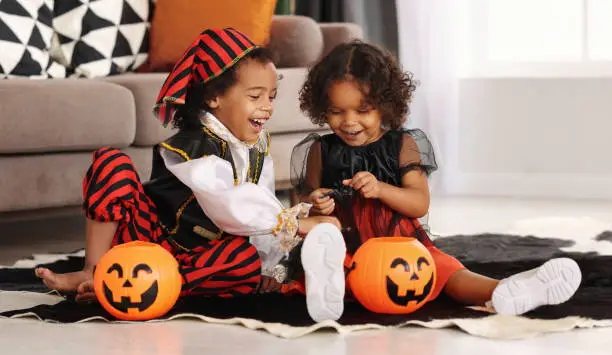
[297,216,341,236]
[75,280,96,303]
[258,276,282,294]
[308,188,335,215]
[343,172,381,199]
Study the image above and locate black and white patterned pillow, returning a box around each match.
[51,0,150,78]
[0,0,66,79]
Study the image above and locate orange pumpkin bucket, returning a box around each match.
[93,241,182,321]
[347,237,436,314]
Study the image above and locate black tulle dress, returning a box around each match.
[289,129,464,299]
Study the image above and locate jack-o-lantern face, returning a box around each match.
[93,241,182,321]
[102,262,158,313]
[347,237,437,314]
[385,256,434,306]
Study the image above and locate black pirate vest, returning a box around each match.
[143,125,268,250]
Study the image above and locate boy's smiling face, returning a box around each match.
[207,58,278,143]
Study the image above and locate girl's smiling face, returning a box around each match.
[326,78,384,146]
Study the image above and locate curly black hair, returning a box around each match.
[299,40,417,130]
[172,47,275,130]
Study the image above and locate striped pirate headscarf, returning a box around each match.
[153,28,258,127]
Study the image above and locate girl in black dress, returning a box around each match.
[289,40,581,316]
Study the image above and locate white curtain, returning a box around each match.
[395,0,466,196]
[396,0,612,201]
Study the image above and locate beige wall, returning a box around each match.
[452,78,612,200]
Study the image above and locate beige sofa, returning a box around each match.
[0,16,362,217]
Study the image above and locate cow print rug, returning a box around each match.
[2,233,612,339]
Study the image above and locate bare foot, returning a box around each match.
[35,267,93,294]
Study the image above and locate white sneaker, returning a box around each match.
[491,258,582,316]
[301,223,346,322]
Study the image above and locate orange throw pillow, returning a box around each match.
[147,0,277,72]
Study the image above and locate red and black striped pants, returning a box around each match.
[82,147,262,297]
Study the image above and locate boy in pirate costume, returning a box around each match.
[35,28,348,322]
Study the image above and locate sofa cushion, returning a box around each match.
[0,147,152,212]
[146,0,277,72]
[104,73,175,146]
[269,130,329,189]
[268,15,323,68]
[320,23,364,58]
[267,68,325,134]
[51,0,151,78]
[0,79,135,154]
[0,0,66,78]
